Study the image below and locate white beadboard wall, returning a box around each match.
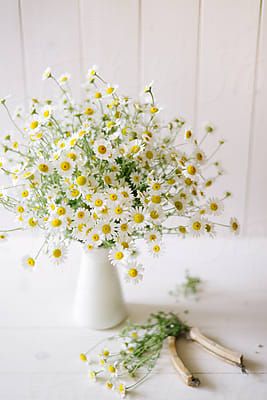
[0,0,266,236]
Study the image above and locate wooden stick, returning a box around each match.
[188,327,246,372]
[168,336,200,387]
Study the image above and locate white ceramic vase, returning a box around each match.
[73,248,127,329]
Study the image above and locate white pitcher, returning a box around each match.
[73,248,127,329]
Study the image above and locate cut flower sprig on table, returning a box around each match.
[0,66,239,280]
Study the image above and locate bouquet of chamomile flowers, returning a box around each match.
[0,66,239,282]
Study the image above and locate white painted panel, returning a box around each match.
[142,0,199,121]
[0,0,25,227]
[0,0,25,130]
[196,0,260,230]
[246,1,267,235]
[21,0,81,99]
[80,0,139,97]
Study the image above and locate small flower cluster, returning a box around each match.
[80,312,188,398]
[0,66,239,280]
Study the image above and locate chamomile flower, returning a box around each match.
[86,230,103,247]
[48,213,66,231]
[184,162,198,178]
[148,241,164,257]
[230,217,240,235]
[74,208,90,224]
[145,230,162,244]
[116,382,127,398]
[42,67,52,80]
[49,243,67,265]
[147,205,165,225]
[97,220,116,240]
[0,233,8,242]
[22,255,36,270]
[37,159,51,174]
[205,221,216,237]
[59,73,71,84]
[109,245,128,266]
[206,197,224,215]
[189,217,205,237]
[129,207,146,229]
[130,172,142,187]
[91,192,105,210]
[124,261,144,284]
[93,139,112,160]
[56,157,74,177]
[193,147,206,164]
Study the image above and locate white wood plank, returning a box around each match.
[195,0,261,230]
[0,0,25,130]
[245,1,267,235]
[141,0,199,121]
[21,0,81,99]
[79,0,139,98]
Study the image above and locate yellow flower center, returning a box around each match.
[133,213,144,223]
[150,210,159,219]
[60,161,71,171]
[109,193,118,201]
[115,207,123,215]
[108,365,116,373]
[27,257,35,267]
[51,218,62,227]
[152,183,161,191]
[174,201,183,211]
[232,222,238,231]
[98,145,107,154]
[76,176,87,186]
[106,87,114,94]
[121,191,129,198]
[210,202,218,211]
[95,92,102,99]
[22,190,29,198]
[57,207,66,216]
[92,234,100,242]
[53,249,62,258]
[115,251,124,260]
[179,226,186,234]
[153,245,161,253]
[196,152,203,161]
[187,165,196,175]
[30,120,39,129]
[128,268,138,278]
[95,199,103,207]
[43,110,50,118]
[71,189,80,198]
[151,195,161,204]
[104,175,112,184]
[149,234,156,241]
[38,163,49,173]
[185,130,192,139]
[77,211,85,219]
[84,107,94,115]
[146,150,153,159]
[150,106,158,114]
[17,206,25,213]
[80,353,87,362]
[120,223,128,232]
[192,221,202,231]
[102,224,111,234]
[28,218,37,227]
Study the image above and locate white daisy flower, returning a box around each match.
[204,220,216,238]
[193,147,206,164]
[74,208,90,224]
[109,245,129,266]
[86,230,103,247]
[22,255,36,270]
[130,172,142,187]
[42,67,52,80]
[56,157,74,177]
[124,261,144,284]
[148,241,164,257]
[100,220,116,239]
[48,213,67,231]
[93,139,112,160]
[183,162,199,179]
[36,159,52,174]
[0,233,8,242]
[147,205,165,225]
[59,73,71,84]
[230,217,240,235]
[145,230,162,244]
[49,242,68,265]
[206,197,224,216]
[189,217,205,237]
[129,207,146,229]
[91,192,106,210]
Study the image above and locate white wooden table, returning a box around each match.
[0,236,266,399]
